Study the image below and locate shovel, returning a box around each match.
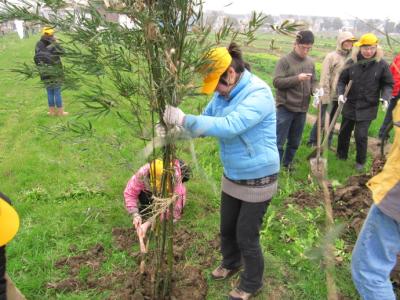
[307,80,353,160]
[310,99,326,179]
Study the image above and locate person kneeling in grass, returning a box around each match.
[123,158,190,250]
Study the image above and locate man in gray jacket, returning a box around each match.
[273,30,318,170]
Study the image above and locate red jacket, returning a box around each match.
[391,54,400,97]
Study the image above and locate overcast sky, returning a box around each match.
[203,0,400,22]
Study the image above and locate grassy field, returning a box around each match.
[0,31,391,299]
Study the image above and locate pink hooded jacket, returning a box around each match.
[124,159,186,220]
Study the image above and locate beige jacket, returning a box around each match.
[319,31,355,104]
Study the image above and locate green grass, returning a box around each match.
[0,32,376,299]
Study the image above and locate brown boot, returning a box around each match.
[47,107,56,116]
[57,107,69,116]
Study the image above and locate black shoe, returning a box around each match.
[283,164,295,172]
[307,141,316,147]
[355,163,365,172]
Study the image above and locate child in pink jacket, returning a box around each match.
[124,159,190,242]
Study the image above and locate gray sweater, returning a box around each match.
[273,51,317,112]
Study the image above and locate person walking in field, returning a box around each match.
[351,100,400,300]
[34,27,68,116]
[336,33,393,171]
[378,52,400,141]
[273,30,318,171]
[307,31,356,147]
[162,42,279,300]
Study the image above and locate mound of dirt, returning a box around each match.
[332,174,372,235]
[46,228,215,299]
[286,156,400,293]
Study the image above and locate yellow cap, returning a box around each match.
[150,159,164,193]
[0,196,20,246]
[42,27,55,36]
[354,33,378,47]
[201,47,232,95]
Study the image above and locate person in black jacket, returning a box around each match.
[336,33,393,171]
[34,27,68,116]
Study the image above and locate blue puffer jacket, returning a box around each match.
[184,70,280,180]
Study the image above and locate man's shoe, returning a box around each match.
[228,287,262,300]
[283,164,295,172]
[307,141,316,147]
[211,265,241,281]
[355,163,364,172]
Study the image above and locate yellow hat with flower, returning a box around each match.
[0,194,20,246]
[201,47,232,95]
[42,27,55,36]
[354,33,378,47]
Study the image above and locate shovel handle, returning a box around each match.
[322,80,353,147]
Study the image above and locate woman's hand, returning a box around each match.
[132,212,142,229]
[163,105,185,126]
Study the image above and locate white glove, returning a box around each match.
[163,105,185,126]
[155,122,186,138]
[312,95,320,108]
[380,98,389,112]
[338,95,346,104]
[314,87,324,98]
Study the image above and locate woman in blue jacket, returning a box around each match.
[163,43,279,300]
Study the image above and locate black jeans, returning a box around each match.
[337,117,372,164]
[276,106,307,167]
[220,192,270,293]
[308,101,338,146]
[378,97,398,139]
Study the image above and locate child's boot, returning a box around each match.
[57,107,69,116]
[47,107,56,116]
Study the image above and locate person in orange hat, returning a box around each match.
[336,33,394,172]
[162,42,279,300]
[34,27,68,116]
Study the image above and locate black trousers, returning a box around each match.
[337,117,372,164]
[378,97,398,139]
[0,246,6,300]
[220,192,270,293]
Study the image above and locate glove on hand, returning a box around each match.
[338,95,346,104]
[155,122,185,138]
[155,123,167,137]
[380,98,389,112]
[314,87,324,98]
[163,105,185,126]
